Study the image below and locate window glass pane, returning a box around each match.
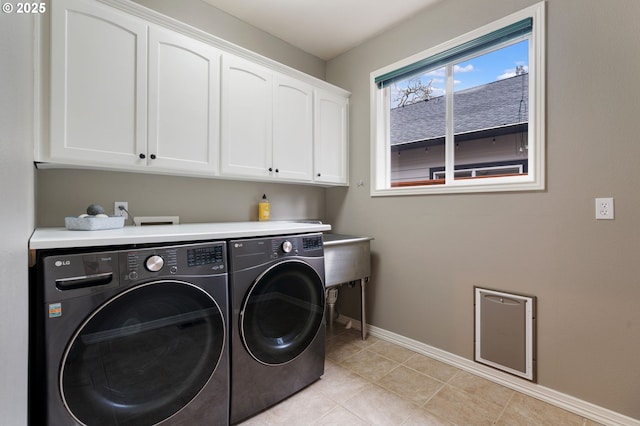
[389,66,446,186]
[453,40,529,180]
[373,2,544,195]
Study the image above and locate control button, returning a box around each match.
[145,255,164,272]
[128,271,139,280]
[170,266,178,274]
[282,241,293,253]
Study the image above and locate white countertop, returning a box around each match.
[29,221,331,250]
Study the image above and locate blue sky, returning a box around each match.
[391,40,528,102]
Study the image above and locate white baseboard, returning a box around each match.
[333,315,639,426]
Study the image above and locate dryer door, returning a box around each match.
[240,259,325,365]
[60,280,225,426]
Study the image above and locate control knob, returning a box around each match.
[281,241,293,253]
[145,255,164,272]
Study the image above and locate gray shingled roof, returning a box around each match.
[390,73,528,146]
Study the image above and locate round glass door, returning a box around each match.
[61,281,225,426]
[240,260,324,365]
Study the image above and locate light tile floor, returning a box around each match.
[239,327,603,425]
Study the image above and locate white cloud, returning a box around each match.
[497,65,529,80]
[424,68,445,78]
[431,87,446,97]
[454,64,474,73]
[498,71,516,80]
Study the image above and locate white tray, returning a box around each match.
[65,216,125,231]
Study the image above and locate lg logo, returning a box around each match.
[54,260,71,267]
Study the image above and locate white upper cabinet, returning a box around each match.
[43,0,350,185]
[49,0,148,166]
[220,55,273,178]
[314,90,349,185]
[48,0,221,176]
[221,56,314,183]
[148,27,221,175]
[272,75,313,182]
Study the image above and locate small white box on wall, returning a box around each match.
[133,216,180,226]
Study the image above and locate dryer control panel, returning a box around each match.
[270,234,323,258]
[302,235,323,251]
[229,233,323,272]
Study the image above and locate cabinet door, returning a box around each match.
[272,75,313,182]
[50,0,147,166]
[220,55,273,178]
[314,90,349,185]
[148,27,221,175]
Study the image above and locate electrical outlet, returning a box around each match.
[595,197,614,220]
[114,202,129,219]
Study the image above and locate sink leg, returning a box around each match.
[360,277,367,340]
[327,302,335,331]
[325,287,339,332]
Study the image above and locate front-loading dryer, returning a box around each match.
[228,233,325,424]
[30,241,230,425]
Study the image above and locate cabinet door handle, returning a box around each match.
[150,154,156,160]
[317,172,321,177]
[275,168,279,173]
[268,167,273,172]
[139,153,146,159]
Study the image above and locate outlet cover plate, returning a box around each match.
[114,202,129,219]
[595,197,614,220]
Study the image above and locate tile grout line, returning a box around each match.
[493,387,517,425]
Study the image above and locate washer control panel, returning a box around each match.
[122,242,226,281]
[187,245,224,267]
[281,240,293,253]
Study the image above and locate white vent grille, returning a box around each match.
[474,287,536,381]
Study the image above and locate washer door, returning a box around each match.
[241,260,324,365]
[61,281,225,426]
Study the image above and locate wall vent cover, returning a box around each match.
[474,287,536,381]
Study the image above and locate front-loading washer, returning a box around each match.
[228,233,325,424]
[30,241,230,425]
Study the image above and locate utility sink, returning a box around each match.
[322,233,373,339]
[323,234,373,286]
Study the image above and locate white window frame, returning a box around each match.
[370,2,545,196]
[432,164,524,180]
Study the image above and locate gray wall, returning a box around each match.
[0,11,36,426]
[326,0,640,419]
[36,169,325,226]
